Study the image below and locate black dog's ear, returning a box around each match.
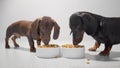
[31,18,41,38]
[81,13,98,35]
[70,31,72,35]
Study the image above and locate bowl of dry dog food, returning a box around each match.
[61,44,85,59]
[36,44,60,58]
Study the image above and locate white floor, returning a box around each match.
[0,35,120,68]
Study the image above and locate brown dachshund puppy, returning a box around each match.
[5,16,60,52]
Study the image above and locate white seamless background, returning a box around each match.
[0,0,120,46]
[1,1,120,68]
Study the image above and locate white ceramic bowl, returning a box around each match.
[36,47,60,58]
[61,47,85,59]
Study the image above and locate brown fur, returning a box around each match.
[5,16,60,52]
[88,41,100,51]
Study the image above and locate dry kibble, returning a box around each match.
[37,44,59,48]
[86,58,90,64]
[86,61,90,64]
[62,44,84,48]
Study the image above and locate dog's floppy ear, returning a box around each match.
[31,18,41,38]
[81,13,98,35]
[53,21,60,40]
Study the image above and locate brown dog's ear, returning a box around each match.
[53,21,60,40]
[31,18,41,38]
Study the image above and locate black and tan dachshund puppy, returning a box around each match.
[5,16,60,52]
[69,11,120,56]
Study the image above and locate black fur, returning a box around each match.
[69,11,120,56]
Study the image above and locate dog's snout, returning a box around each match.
[73,38,81,45]
[42,38,50,45]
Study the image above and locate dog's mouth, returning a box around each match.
[73,31,84,45]
[73,38,81,45]
[41,37,50,45]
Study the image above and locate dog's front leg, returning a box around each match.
[27,36,36,52]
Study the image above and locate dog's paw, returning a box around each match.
[30,48,36,52]
[14,44,19,48]
[5,45,10,49]
[99,51,110,56]
[88,47,97,51]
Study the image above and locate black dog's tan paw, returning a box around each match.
[88,47,97,51]
[99,51,110,56]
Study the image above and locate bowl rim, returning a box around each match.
[61,46,85,49]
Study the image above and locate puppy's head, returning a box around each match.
[69,13,84,45]
[39,16,60,45]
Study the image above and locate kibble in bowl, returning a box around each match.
[61,44,85,59]
[62,44,84,48]
[37,44,59,48]
[36,44,60,58]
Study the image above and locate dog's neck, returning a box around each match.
[91,18,104,36]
